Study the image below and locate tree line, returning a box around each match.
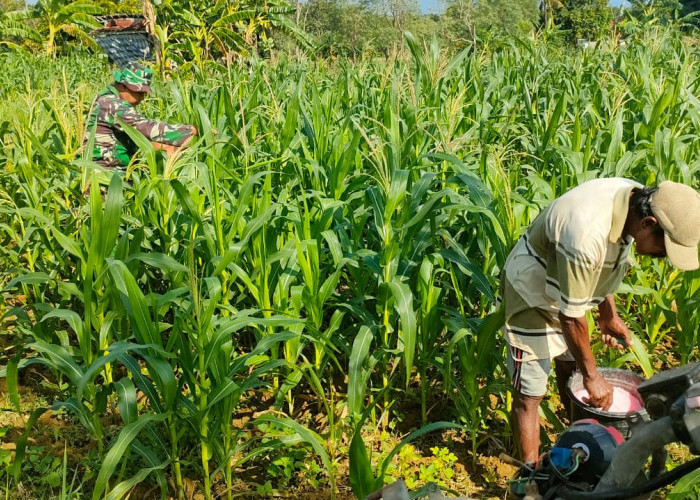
[0,0,698,62]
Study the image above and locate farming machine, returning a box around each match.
[368,362,700,500]
[506,361,700,499]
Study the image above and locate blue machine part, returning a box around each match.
[550,447,573,470]
[554,420,622,481]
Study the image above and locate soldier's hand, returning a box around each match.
[190,125,198,136]
[152,142,179,155]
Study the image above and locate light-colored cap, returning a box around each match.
[650,181,700,271]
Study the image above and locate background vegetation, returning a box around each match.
[1,0,700,499]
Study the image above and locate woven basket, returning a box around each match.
[91,15,155,67]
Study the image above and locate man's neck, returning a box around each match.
[622,211,642,241]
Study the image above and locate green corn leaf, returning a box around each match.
[647,87,674,137]
[243,331,301,365]
[408,172,437,214]
[349,426,379,499]
[474,305,505,375]
[206,379,241,410]
[99,173,123,262]
[116,118,157,170]
[3,272,51,291]
[92,413,170,500]
[542,91,567,152]
[119,354,163,413]
[604,113,624,175]
[51,227,85,263]
[41,309,87,353]
[668,468,700,499]
[207,319,301,372]
[6,355,21,411]
[169,179,203,225]
[440,239,496,302]
[348,325,373,421]
[629,330,654,379]
[319,260,348,305]
[388,279,417,389]
[404,190,451,233]
[8,407,48,481]
[274,365,303,408]
[53,398,101,439]
[211,242,245,277]
[107,259,160,346]
[143,355,178,411]
[114,377,138,426]
[77,342,169,399]
[281,77,303,150]
[105,461,169,500]
[321,230,344,266]
[131,439,168,497]
[124,253,189,273]
[367,187,386,235]
[28,341,83,386]
[384,169,409,219]
[234,203,278,245]
[229,171,272,233]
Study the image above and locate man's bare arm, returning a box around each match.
[559,312,613,410]
[598,295,632,350]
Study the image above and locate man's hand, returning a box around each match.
[583,373,614,410]
[600,314,631,351]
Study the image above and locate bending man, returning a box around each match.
[502,177,700,465]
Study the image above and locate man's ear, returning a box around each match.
[641,216,659,229]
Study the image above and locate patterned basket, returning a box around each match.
[91,15,155,67]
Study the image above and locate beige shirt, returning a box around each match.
[503,177,642,360]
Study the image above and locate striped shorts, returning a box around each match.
[507,345,574,397]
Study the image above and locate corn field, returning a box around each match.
[1,24,700,499]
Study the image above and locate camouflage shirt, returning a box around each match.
[83,85,195,168]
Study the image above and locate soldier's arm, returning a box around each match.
[114,102,196,147]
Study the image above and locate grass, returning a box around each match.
[0,19,699,499]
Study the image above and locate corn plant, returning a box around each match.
[1,21,700,498]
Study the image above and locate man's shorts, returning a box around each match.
[506,346,575,397]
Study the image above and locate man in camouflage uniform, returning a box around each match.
[83,62,197,169]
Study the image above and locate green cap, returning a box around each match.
[113,62,153,94]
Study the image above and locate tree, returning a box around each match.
[541,0,564,28]
[679,0,700,26]
[472,0,539,37]
[381,0,419,32]
[94,0,143,14]
[299,0,399,58]
[1,0,103,56]
[0,0,24,13]
[681,0,700,14]
[443,0,539,41]
[442,0,476,46]
[151,0,312,65]
[557,0,612,40]
[12,0,102,57]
